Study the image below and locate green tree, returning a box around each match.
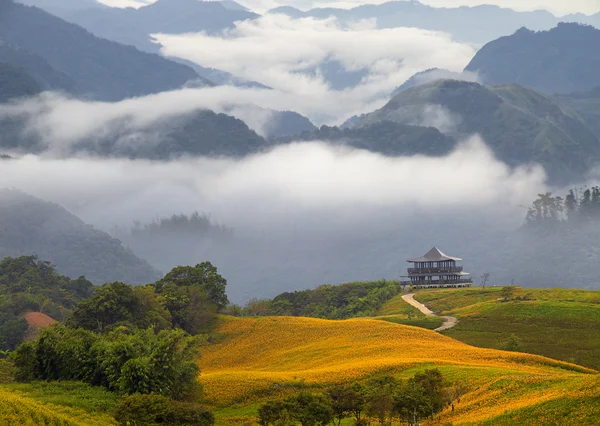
[501,334,522,352]
[67,282,141,332]
[285,392,333,426]
[155,263,228,311]
[326,384,365,426]
[114,394,214,426]
[365,376,397,426]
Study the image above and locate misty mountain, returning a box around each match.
[354,79,600,183]
[0,189,161,284]
[0,63,41,102]
[268,1,563,45]
[0,0,205,101]
[63,0,259,52]
[20,0,266,88]
[555,87,600,140]
[262,109,316,138]
[16,0,105,18]
[465,23,600,95]
[391,68,478,96]
[274,121,454,157]
[0,41,78,93]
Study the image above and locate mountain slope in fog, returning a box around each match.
[25,0,262,87]
[0,62,40,102]
[0,41,78,93]
[0,0,205,101]
[555,87,600,140]
[268,2,562,45]
[62,0,258,53]
[273,121,455,156]
[0,189,161,284]
[466,23,600,95]
[355,79,600,183]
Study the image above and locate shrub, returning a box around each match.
[114,394,214,426]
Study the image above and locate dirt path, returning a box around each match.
[401,293,458,332]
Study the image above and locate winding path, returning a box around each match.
[401,293,458,332]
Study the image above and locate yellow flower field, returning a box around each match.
[199,315,597,425]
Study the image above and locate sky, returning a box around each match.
[96,0,600,16]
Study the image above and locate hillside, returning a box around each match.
[0,189,161,284]
[0,0,203,101]
[200,315,598,425]
[62,0,258,54]
[465,23,600,94]
[274,121,455,156]
[354,79,600,183]
[0,62,40,102]
[0,41,77,93]
[555,87,600,139]
[413,287,600,371]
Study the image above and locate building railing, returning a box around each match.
[400,279,472,287]
[407,267,463,274]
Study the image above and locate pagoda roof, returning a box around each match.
[407,247,463,263]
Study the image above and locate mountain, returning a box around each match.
[0,108,269,158]
[0,0,204,101]
[391,68,479,96]
[465,23,600,95]
[555,87,600,139]
[0,189,162,284]
[354,79,600,183]
[58,0,258,54]
[0,40,77,93]
[274,121,455,156]
[268,1,564,45]
[0,62,41,102]
[28,0,261,87]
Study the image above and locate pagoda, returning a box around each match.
[401,247,472,288]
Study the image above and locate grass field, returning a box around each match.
[413,287,600,370]
[199,315,598,425]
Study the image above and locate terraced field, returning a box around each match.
[199,315,598,425]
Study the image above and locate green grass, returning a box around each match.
[376,315,445,330]
[414,287,600,371]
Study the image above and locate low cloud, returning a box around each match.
[0,137,545,229]
[0,137,547,300]
[153,15,476,124]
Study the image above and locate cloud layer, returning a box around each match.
[154,15,476,124]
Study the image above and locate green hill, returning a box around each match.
[355,79,600,183]
[555,87,600,139]
[0,0,203,101]
[465,23,600,94]
[0,40,77,93]
[0,189,161,285]
[0,62,40,102]
[413,287,600,371]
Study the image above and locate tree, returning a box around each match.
[160,284,217,335]
[480,272,491,288]
[326,384,365,426]
[501,334,522,352]
[67,282,141,332]
[285,392,333,426]
[155,263,229,311]
[365,376,397,426]
[258,400,294,426]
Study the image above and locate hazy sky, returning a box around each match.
[96,0,600,16]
